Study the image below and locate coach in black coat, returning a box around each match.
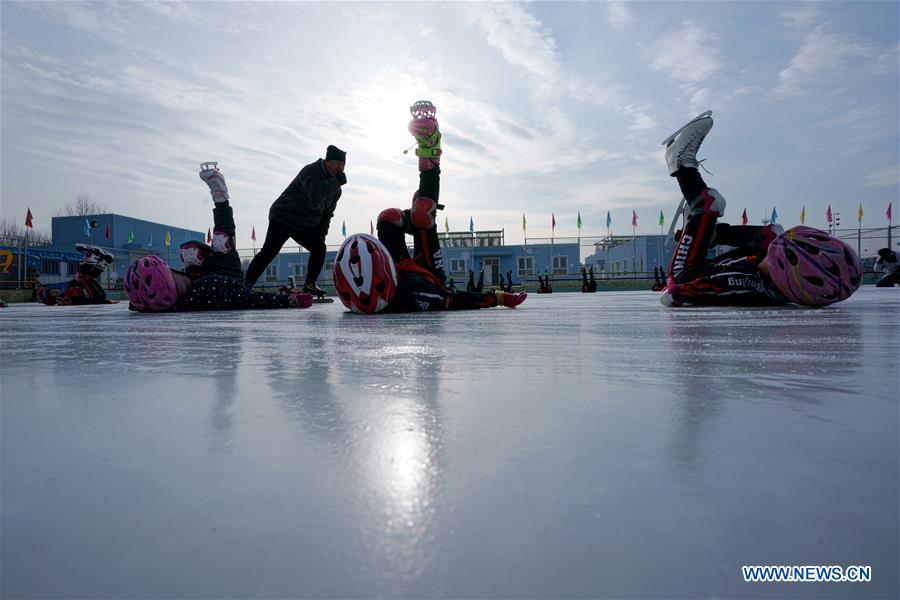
[245,145,347,294]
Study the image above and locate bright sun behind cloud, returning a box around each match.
[356,83,426,159]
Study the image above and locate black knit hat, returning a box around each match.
[325,145,346,162]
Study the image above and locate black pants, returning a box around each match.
[210,202,245,280]
[245,221,325,287]
[876,271,900,287]
[376,168,445,283]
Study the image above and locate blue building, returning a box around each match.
[28,214,204,287]
[584,234,677,277]
[243,230,581,290]
[0,244,84,288]
[438,231,579,287]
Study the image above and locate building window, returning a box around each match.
[292,263,306,277]
[517,256,534,276]
[552,255,567,274]
[41,260,61,275]
[265,264,278,281]
[67,261,81,276]
[449,258,466,274]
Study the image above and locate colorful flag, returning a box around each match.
[742,208,748,226]
[606,211,611,229]
[341,221,346,237]
[83,219,91,237]
[552,214,556,231]
[826,205,833,223]
[658,210,664,227]
[886,202,892,222]
[577,212,582,230]
[800,206,806,225]
[207,228,212,244]
[128,230,134,243]
[251,226,257,242]
[165,231,171,247]
[25,208,33,229]
[445,216,449,234]
[469,217,474,234]
[631,210,637,227]
[370,220,374,236]
[771,206,778,224]
[857,203,864,224]
[522,213,526,232]
[105,224,111,240]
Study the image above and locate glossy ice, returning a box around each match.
[2,288,898,598]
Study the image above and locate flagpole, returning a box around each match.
[550,224,554,283]
[606,224,610,276]
[632,223,636,279]
[23,224,28,291]
[857,205,862,257]
[888,203,893,249]
[659,218,663,270]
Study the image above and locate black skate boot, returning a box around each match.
[302,281,333,303]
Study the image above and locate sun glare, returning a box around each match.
[360,86,426,158]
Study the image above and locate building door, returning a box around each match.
[483,257,501,286]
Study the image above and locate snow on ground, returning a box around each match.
[2,288,898,598]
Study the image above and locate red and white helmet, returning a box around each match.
[332,233,397,314]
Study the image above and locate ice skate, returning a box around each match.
[405,100,441,171]
[495,290,527,308]
[302,281,334,303]
[75,243,99,264]
[287,290,313,309]
[659,279,683,307]
[662,110,712,176]
[93,247,114,265]
[199,162,229,203]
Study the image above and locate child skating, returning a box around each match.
[36,244,115,306]
[124,164,313,312]
[331,101,526,314]
[660,111,861,307]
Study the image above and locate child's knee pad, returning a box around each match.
[689,188,726,218]
[180,240,212,266]
[411,194,437,229]
[211,231,233,255]
[378,207,406,229]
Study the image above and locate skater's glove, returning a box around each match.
[335,172,347,186]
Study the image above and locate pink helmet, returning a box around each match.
[766,226,862,306]
[124,255,178,312]
[332,233,397,314]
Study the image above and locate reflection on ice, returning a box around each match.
[1,289,897,598]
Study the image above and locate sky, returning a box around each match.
[2,1,898,249]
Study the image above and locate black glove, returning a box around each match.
[335,172,347,186]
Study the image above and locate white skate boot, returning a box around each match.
[199,162,229,203]
[662,110,713,176]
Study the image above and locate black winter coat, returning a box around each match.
[268,158,342,233]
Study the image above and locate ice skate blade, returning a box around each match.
[661,110,713,146]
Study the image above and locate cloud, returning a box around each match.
[772,26,875,98]
[651,21,721,83]
[864,165,899,188]
[779,4,822,30]
[607,2,632,30]
[55,2,102,33]
[473,3,561,85]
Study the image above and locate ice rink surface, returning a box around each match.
[2,288,898,599]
